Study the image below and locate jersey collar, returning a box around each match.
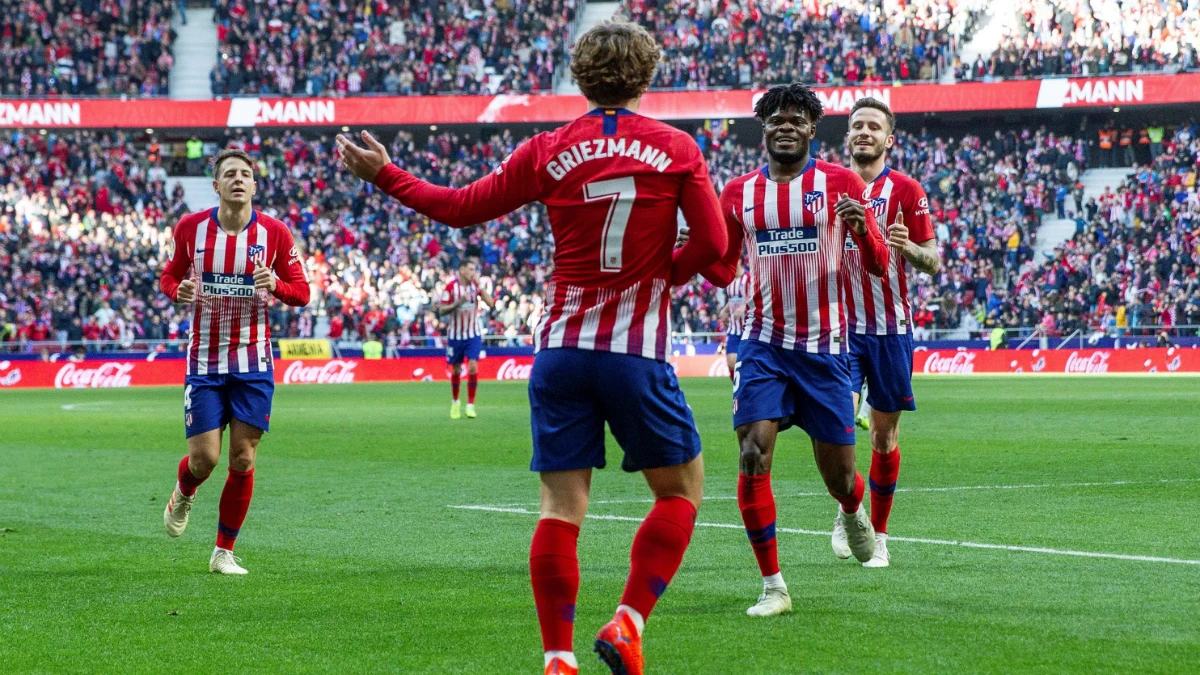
[208,207,259,235]
[868,166,892,184]
[759,157,815,183]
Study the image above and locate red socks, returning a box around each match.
[215,467,254,551]
[467,372,478,404]
[530,518,581,653]
[451,368,461,401]
[869,448,901,533]
[737,473,780,577]
[619,496,697,621]
[177,455,207,496]
[831,472,866,514]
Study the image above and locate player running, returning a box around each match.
[439,258,495,419]
[838,98,941,568]
[721,261,749,381]
[336,22,727,675]
[700,83,889,617]
[159,149,311,575]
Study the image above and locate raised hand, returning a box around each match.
[176,279,196,304]
[834,193,867,235]
[335,130,391,182]
[253,263,276,293]
[887,210,910,251]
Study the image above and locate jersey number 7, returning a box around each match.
[584,177,637,273]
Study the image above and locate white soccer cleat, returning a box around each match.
[839,505,876,563]
[163,485,194,538]
[863,533,890,568]
[831,511,852,559]
[746,587,792,617]
[209,548,248,575]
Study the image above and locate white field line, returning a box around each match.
[447,505,1200,566]
[469,477,1200,508]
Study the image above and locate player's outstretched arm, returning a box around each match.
[269,230,312,307]
[337,131,541,229]
[699,184,744,288]
[160,220,194,303]
[670,154,728,285]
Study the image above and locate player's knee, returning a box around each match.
[467,362,478,375]
[738,439,770,475]
[188,452,218,478]
[228,448,256,472]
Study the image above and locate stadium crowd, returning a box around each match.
[5,118,1198,354]
[209,0,577,97]
[958,0,1199,80]
[619,0,985,89]
[0,0,177,97]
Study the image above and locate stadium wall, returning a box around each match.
[1,348,1195,389]
[2,73,1198,129]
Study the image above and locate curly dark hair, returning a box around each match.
[570,21,660,107]
[754,83,825,125]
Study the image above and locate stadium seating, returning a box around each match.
[0,0,177,97]
[209,0,577,97]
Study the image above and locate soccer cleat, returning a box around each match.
[863,533,890,568]
[594,610,643,675]
[839,505,877,563]
[746,587,792,617]
[163,485,194,538]
[465,403,477,419]
[450,400,461,419]
[831,511,852,559]
[855,414,870,431]
[209,548,248,575]
[545,657,579,675]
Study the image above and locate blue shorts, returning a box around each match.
[733,340,856,445]
[726,332,741,356]
[184,371,274,438]
[847,333,916,413]
[528,348,702,473]
[447,336,482,365]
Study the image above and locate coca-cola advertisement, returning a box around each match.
[0,350,1196,390]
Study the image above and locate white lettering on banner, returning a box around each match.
[1037,79,1144,108]
[921,351,976,374]
[226,99,336,127]
[282,360,357,384]
[753,88,890,114]
[1064,351,1110,373]
[707,357,730,378]
[495,358,533,380]
[55,362,135,388]
[0,102,81,126]
[0,360,22,387]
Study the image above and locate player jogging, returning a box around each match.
[440,258,495,419]
[838,97,941,568]
[700,83,889,617]
[336,22,727,675]
[159,149,311,575]
[722,261,749,381]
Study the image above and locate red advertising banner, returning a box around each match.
[0,349,1194,390]
[2,73,1197,129]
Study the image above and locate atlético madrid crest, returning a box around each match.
[248,244,266,266]
[804,190,825,214]
[871,197,888,220]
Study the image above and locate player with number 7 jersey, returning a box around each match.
[336,22,727,675]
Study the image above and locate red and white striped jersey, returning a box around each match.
[842,167,936,335]
[160,208,311,375]
[373,108,726,362]
[704,160,888,354]
[725,271,750,336]
[440,277,481,340]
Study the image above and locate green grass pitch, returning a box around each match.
[2,376,1198,674]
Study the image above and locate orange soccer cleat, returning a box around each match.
[594,610,644,675]
[544,656,578,675]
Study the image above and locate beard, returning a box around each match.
[767,144,807,165]
[851,144,886,164]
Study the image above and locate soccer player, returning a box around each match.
[722,260,749,381]
[700,83,889,617]
[336,22,727,675]
[439,258,495,419]
[159,148,311,575]
[838,97,940,568]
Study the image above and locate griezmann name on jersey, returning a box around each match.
[372,108,726,362]
[841,167,936,336]
[702,159,888,354]
[160,208,311,375]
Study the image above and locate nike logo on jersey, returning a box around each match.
[744,203,762,213]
